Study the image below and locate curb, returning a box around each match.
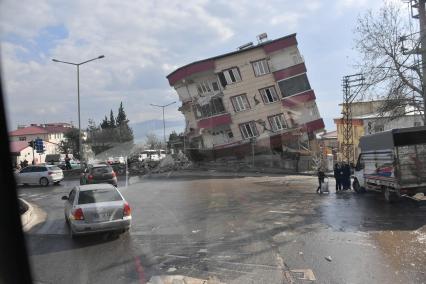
[19,198,47,232]
[19,198,33,230]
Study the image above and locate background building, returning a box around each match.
[334,101,423,162]
[9,122,72,144]
[167,33,324,160]
[10,140,58,166]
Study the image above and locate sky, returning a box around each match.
[0,0,407,131]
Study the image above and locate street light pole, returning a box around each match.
[150,101,176,148]
[52,55,105,163]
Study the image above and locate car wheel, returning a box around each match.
[384,187,398,203]
[353,179,361,193]
[68,224,77,239]
[40,177,49,187]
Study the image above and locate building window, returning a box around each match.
[278,73,311,98]
[196,80,220,95]
[259,86,279,104]
[19,137,26,141]
[414,121,422,127]
[374,124,384,133]
[194,97,226,118]
[239,121,258,139]
[269,114,287,132]
[218,67,242,87]
[252,59,270,76]
[231,94,250,112]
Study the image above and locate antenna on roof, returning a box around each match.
[238,42,254,50]
[257,32,268,43]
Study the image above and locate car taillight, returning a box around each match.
[88,175,93,180]
[123,202,131,216]
[112,171,116,177]
[72,208,84,220]
[48,171,53,175]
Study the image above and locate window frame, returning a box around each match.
[277,73,311,98]
[239,121,259,140]
[251,59,270,77]
[222,67,242,85]
[259,86,279,104]
[268,114,288,132]
[230,94,251,112]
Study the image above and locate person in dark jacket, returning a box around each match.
[342,163,351,190]
[316,167,326,193]
[334,163,342,192]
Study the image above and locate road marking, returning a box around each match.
[269,210,292,214]
[165,254,190,259]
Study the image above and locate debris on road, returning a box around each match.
[148,275,225,284]
[325,256,332,262]
[167,267,177,273]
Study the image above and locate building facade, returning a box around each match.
[9,122,72,144]
[334,101,424,162]
[167,33,324,158]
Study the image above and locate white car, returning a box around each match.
[16,165,64,186]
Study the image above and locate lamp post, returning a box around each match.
[52,55,105,163]
[150,101,176,148]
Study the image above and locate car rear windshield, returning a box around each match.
[78,189,122,204]
[92,166,113,174]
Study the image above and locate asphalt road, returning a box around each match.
[19,173,426,284]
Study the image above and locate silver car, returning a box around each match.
[62,184,131,238]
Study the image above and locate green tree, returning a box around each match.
[100,115,109,129]
[116,102,127,126]
[58,128,80,159]
[109,110,116,128]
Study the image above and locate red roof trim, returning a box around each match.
[167,33,297,86]
[9,126,48,136]
[302,118,325,133]
[197,113,232,129]
[167,60,215,86]
[281,90,316,108]
[263,35,298,54]
[273,63,306,81]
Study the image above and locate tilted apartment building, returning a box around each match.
[167,33,324,157]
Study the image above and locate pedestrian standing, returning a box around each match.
[334,163,342,192]
[316,167,325,193]
[342,163,351,190]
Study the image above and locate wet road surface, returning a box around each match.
[19,174,426,283]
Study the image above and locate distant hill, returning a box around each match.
[130,119,185,143]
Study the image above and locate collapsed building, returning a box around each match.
[166,33,324,164]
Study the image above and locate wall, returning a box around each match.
[364,115,424,135]
[13,142,59,166]
[10,133,49,142]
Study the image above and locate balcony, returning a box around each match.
[281,90,316,108]
[197,113,232,129]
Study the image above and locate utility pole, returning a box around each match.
[52,55,105,163]
[410,0,426,122]
[150,101,176,149]
[341,74,364,165]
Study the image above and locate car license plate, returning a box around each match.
[94,212,110,221]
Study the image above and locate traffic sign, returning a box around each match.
[35,138,44,153]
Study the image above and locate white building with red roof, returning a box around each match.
[9,122,73,166]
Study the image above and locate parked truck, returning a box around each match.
[352,126,426,202]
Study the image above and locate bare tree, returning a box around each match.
[354,1,425,123]
[145,133,163,149]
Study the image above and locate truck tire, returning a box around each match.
[384,187,398,203]
[353,179,362,193]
